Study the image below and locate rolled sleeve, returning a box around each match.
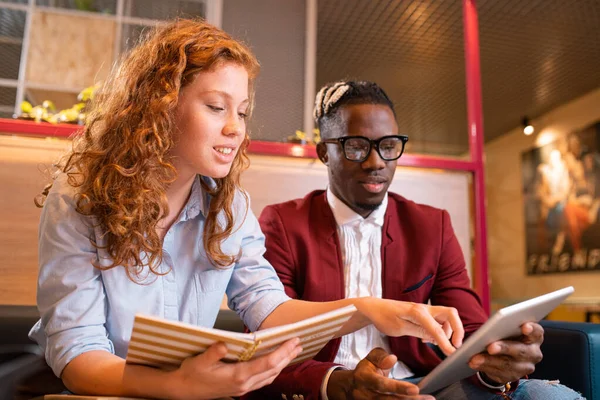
[31,175,114,377]
[225,196,291,331]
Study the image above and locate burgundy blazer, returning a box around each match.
[247,190,488,400]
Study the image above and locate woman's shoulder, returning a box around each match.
[42,172,91,220]
[232,186,251,211]
[47,172,79,202]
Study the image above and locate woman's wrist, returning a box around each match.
[163,368,186,400]
[353,297,379,324]
[121,362,185,400]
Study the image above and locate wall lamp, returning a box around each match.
[522,117,534,136]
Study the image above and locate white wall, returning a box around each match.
[244,156,472,278]
[485,87,600,302]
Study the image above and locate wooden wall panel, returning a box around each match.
[0,135,70,305]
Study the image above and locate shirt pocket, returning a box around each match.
[196,268,230,293]
[402,273,435,294]
[396,273,435,303]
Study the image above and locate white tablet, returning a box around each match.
[416,286,574,394]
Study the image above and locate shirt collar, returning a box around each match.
[326,187,388,227]
[181,175,211,221]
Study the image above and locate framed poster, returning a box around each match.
[522,122,600,275]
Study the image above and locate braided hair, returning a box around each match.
[313,80,395,138]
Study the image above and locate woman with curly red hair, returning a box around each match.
[30,19,463,399]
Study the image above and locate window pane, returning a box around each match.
[0,7,26,37]
[0,8,25,80]
[122,0,205,20]
[35,0,117,15]
[24,88,78,111]
[120,22,150,53]
[317,1,469,156]
[223,0,305,143]
[0,86,17,118]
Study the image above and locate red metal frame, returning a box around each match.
[463,0,490,314]
[0,0,490,312]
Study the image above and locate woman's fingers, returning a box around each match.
[237,338,302,393]
[442,321,453,341]
[402,304,462,356]
[194,341,229,365]
[436,306,464,348]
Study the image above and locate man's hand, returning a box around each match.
[468,322,544,384]
[327,348,434,400]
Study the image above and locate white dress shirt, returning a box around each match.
[321,188,412,399]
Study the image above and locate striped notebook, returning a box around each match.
[126,305,357,368]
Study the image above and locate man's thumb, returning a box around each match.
[365,347,397,370]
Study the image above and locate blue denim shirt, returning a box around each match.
[29,173,290,377]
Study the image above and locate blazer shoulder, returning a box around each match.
[261,190,325,217]
[388,192,446,221]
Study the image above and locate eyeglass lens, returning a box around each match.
[343,137,403,161]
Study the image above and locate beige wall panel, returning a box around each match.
[0,135,70,305]
[24,89,79,111]
[26,11,115,90]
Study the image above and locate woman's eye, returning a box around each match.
[238,112,248,119]
[207,105,224,112]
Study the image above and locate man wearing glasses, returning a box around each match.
[247,81,579,400]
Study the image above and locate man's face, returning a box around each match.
[319,104,398,217]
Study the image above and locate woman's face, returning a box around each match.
[171,62,250,180]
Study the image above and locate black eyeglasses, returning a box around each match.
[321,135,409,162]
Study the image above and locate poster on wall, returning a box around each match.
[522,122,600,275]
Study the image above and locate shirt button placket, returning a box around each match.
[163,230,178,320]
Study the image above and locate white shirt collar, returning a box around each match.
[326,187,388,227]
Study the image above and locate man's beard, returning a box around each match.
[355,201,382,212]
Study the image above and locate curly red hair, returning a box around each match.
[36,19,260,279]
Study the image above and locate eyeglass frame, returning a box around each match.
[320,134,409,163]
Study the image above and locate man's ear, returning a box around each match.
[317,142,328,165]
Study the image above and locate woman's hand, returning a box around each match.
[357,298,464,356]
[168,338,302,400]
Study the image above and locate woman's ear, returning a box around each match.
[317,142,328,165]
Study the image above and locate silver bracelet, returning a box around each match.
[476,371,508,392]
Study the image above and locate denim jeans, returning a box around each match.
[431,378,586,400]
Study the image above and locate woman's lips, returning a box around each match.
[213,146,237,163]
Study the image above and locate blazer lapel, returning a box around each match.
[312,192,345,300]
[381,197,404,299]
